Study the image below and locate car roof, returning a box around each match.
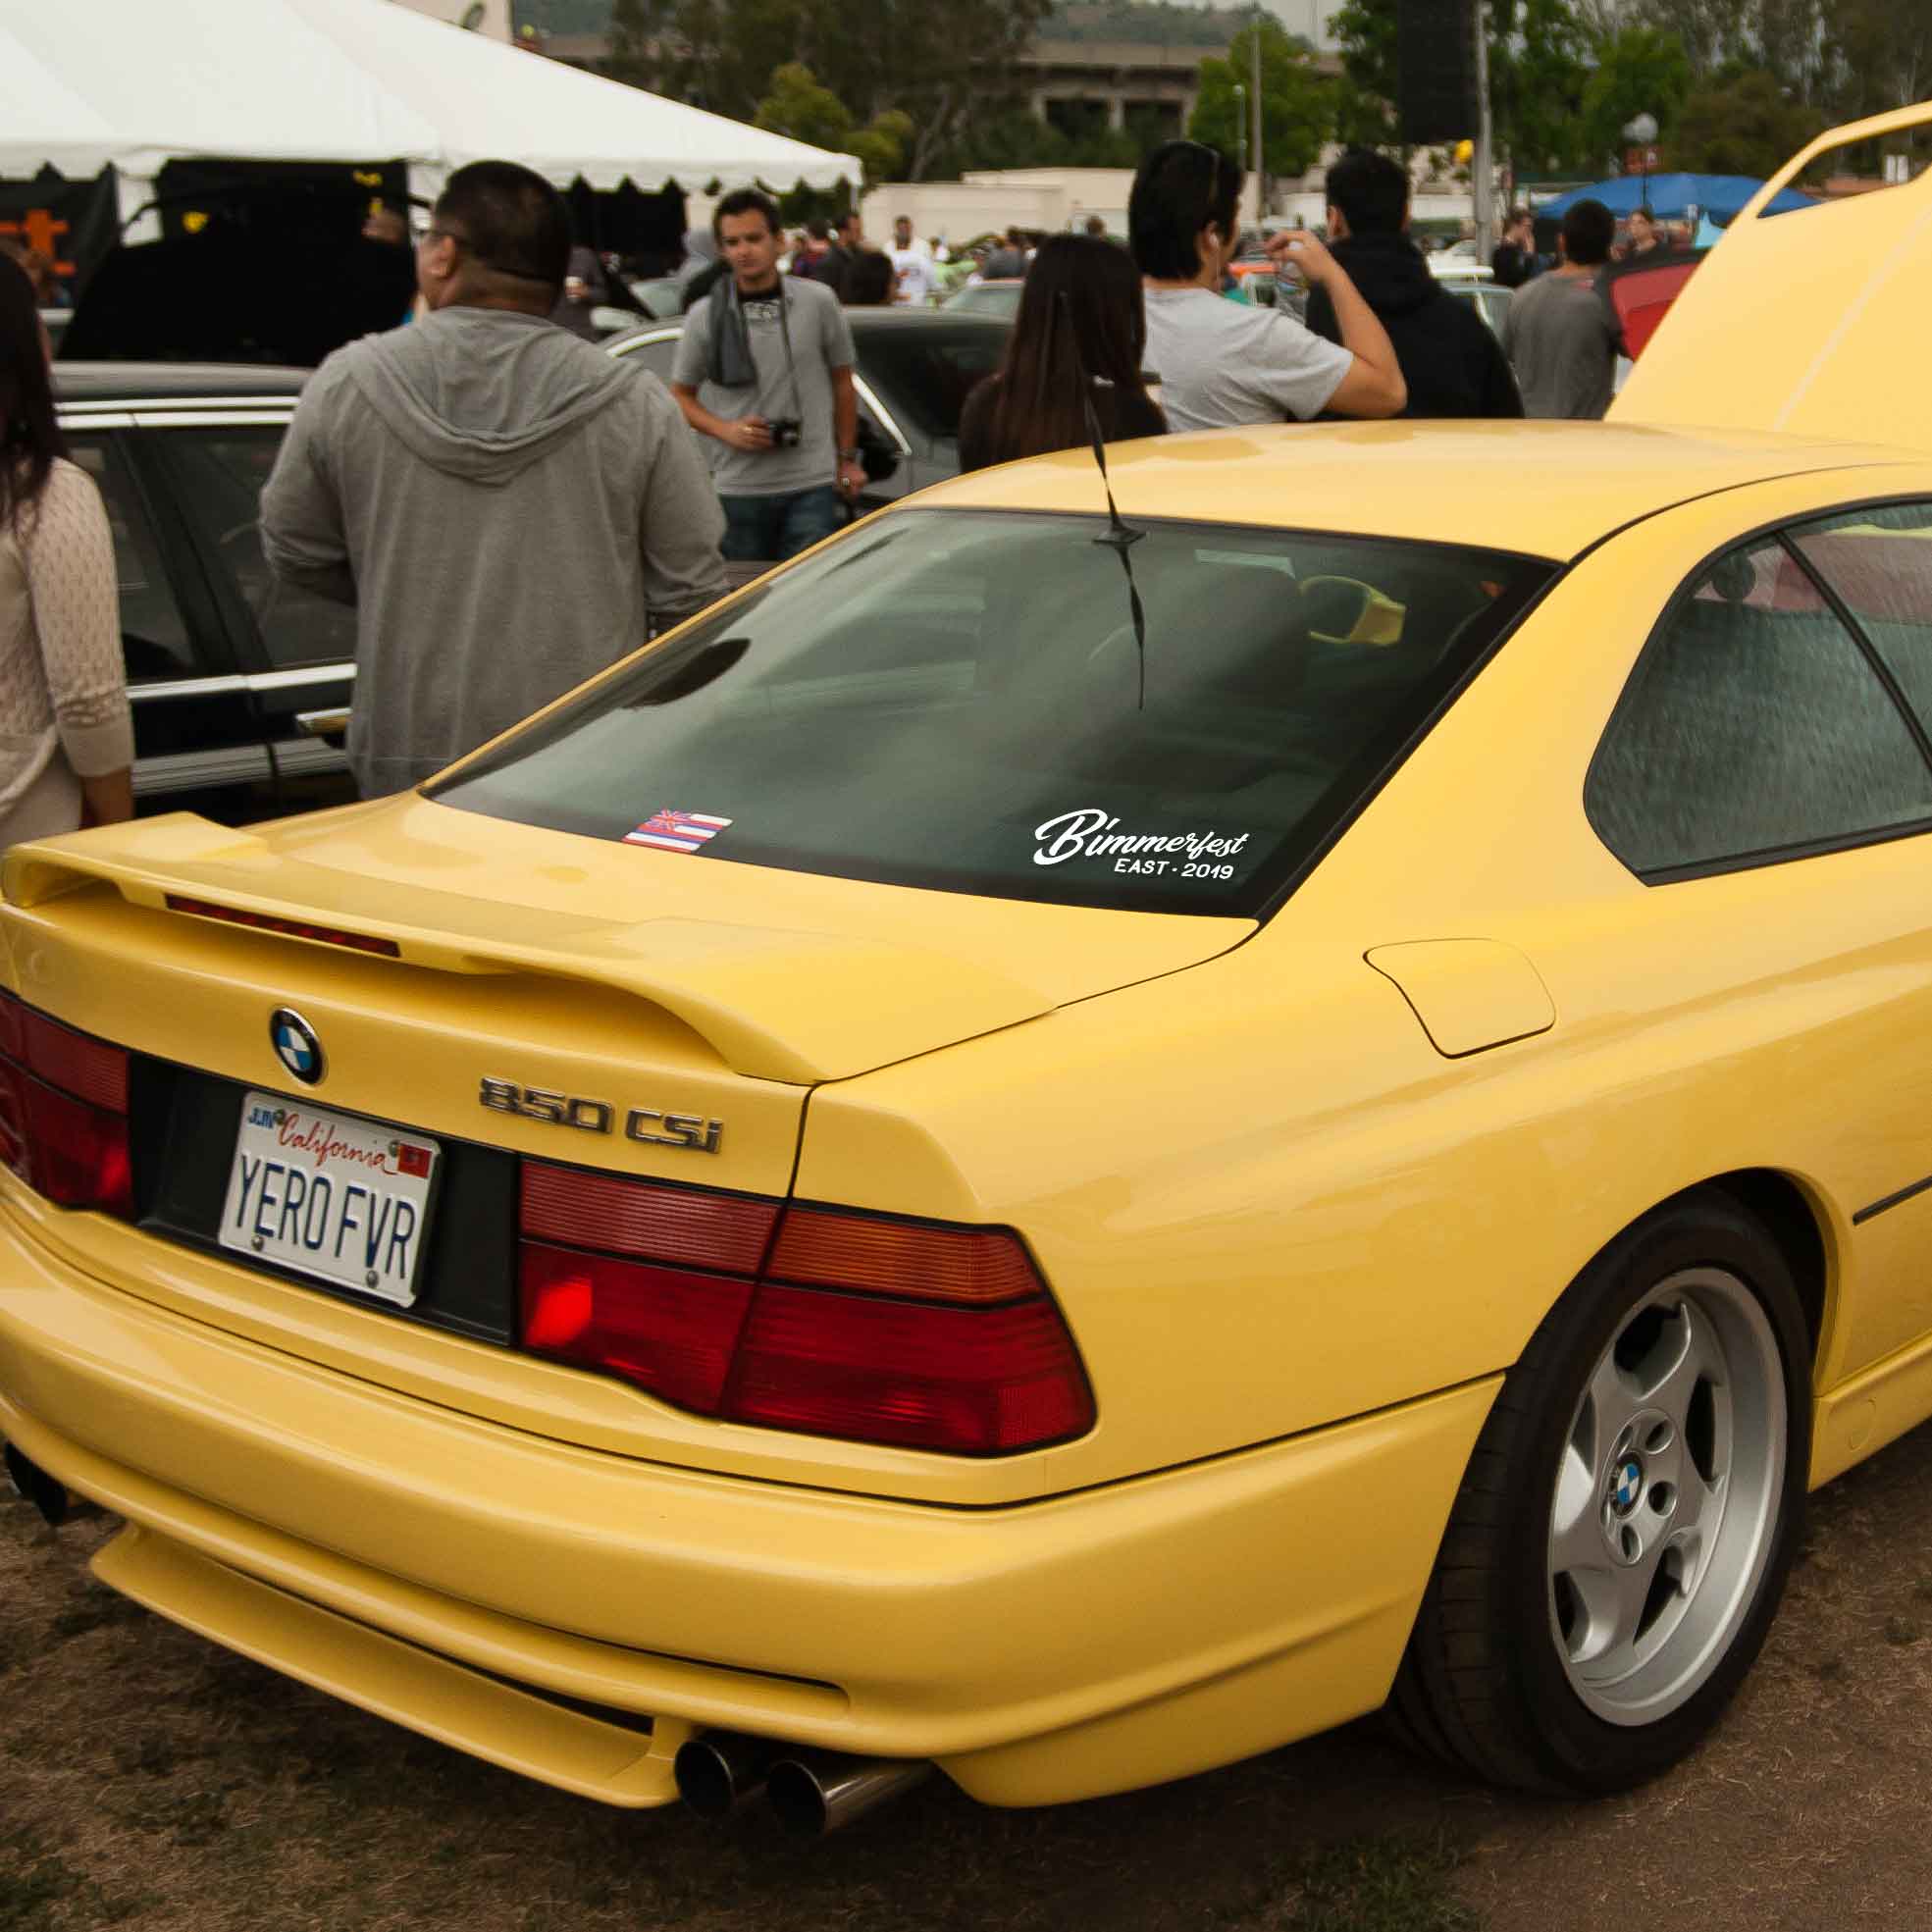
[52,362,310,401]
[914,419,1927,562]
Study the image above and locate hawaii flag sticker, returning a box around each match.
[625,809,734,854]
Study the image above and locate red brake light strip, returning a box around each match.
[165,895,401,958]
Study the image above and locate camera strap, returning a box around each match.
[777,279,804,424]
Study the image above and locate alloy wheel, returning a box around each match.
[1546,1266,1786,1726]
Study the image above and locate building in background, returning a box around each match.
[390,0,512,40]
[858,166,1266,248]
[529,4,1339,141]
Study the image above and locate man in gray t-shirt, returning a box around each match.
[1127,139,1405,432]
[1501,198,1624,420]
[670,189,862,564]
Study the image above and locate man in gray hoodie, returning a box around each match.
[261,160,727,799]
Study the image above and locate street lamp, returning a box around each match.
[1233,81,1247,175]
[1623,111,1659,205]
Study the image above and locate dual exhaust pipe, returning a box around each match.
[674,1731,931,1836]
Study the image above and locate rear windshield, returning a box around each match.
[431,510,1552,917]
[855,324,1007,443]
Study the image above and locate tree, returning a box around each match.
[1825,0,1932,123]
[752,61,856,156]
[1579,25,1694,172]
[799,0,1053,179]
[850,109,914,187]
[1328,0,1400,147]
[752,64,910,213]
[1328,0,1598,169]
[1756,0,1829,103]
[1188,16,1335,184]
[630,0,1048,179]
[1625,0,1755,76]
[1490,0,1594,174]
[600,0,667,89]
[1671,65,1825,175]
[655,0,802,118]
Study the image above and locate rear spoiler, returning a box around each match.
[0,817,1050,1086]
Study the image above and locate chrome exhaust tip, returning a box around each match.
[673,1731,778,1820]
[764,1751,932,1836]
[4,1442,73,1528]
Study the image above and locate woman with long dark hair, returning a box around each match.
[957,233,1165,471]
[0,257,131,845]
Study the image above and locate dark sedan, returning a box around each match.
[54,363,357,819]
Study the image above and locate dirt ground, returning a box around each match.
[7,1418,1932,1932]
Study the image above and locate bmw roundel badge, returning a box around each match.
[270,1009,326,1086]
[1614,1459,1643,1512]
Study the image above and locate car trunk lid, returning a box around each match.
[6,797,1251,1094]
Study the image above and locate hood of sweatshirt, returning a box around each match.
[343,305,639,488]
[1328,232,1439,321]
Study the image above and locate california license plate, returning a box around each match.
[218,1092,441,1307]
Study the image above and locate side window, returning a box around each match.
[154,429,357,669]
[63,434,198,684]
[1790,502,1932,727]
[1587,538,1932,875]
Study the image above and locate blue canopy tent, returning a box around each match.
[1536,173,1816,223]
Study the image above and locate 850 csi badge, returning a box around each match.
[479,1077,723,1153]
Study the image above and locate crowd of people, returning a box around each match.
[0,136,1662,848]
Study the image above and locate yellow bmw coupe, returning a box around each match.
[5,110,1932,1830]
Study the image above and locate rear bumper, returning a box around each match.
[0,1201,1496,1807]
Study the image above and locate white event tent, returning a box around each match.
[1,0,860,235]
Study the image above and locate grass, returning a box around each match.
[1286,1835,1480,1932]
[0,1832,154,1932]
[0,1840,74,1932]
[36,1429,1932,1932]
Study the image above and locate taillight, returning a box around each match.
[0,990,133,1219]
[516,1164,1093,1456]
[519,1245,754,1414]
[728,1284,1091,1453]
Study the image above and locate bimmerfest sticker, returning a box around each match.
[1033,808,1251,878]
[625,809,733,854]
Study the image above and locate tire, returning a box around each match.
[1391,1188,1811,1795]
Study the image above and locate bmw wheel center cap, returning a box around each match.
[270,1009,326,1086]
[1612,1458,1644,1515]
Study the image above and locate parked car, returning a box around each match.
[8,108,1928,1836]
[53,363,356,820]
[627,276,685,321]
[602,309,1010,509]
[941,280,1024,321]
[1436,274,1512,337]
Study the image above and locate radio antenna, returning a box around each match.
[1058,289,1148,709]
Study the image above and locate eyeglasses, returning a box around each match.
[420,226,469,250]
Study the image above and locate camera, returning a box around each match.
[766,416,802,449]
